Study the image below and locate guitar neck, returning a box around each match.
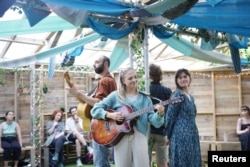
[125,97,183,120]
[126,105,155,120]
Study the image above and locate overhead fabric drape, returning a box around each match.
[85,17,139,40]
[153,29,248,65]
[172,0,250,36]
[226,34,248,74]
[0,16,80,37]
[2,0,250,37]
[0,33,101,68]
[22,6,51,27]
[46,3,89,26]
[42,0,133,16]
[0,0,16,17]
[109,37,129,72]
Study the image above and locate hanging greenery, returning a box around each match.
[0,68,6,86]
[130,24,145,91]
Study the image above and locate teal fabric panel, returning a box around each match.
[159,35,193,56]
[109,37,129,72]
[0,16,79,37]
[42,0,132,16]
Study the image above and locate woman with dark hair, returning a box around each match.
[165,68,201,167]
[44,109,66,167]
[0,111,22,167]
[236,105,250,151]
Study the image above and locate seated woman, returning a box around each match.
[236,105,250,151]
[0,111,22,167]
[44,109,66,167]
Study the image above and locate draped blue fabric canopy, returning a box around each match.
[0,0,249,73]
[173,0,250,36]
[42,0,134,16]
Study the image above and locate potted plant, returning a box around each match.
[43,83,48,94]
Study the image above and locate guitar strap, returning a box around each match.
[139,91,162,103]
[87,86,97,96]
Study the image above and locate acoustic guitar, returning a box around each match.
[64,72,93,120]
[91,96,184,147]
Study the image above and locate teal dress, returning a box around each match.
[165,89,201,167]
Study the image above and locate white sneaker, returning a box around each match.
[87,146,93,154]
[76,159,83,167]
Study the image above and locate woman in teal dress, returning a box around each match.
[165,68,201,167]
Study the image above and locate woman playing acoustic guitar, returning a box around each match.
[91,68,165,167]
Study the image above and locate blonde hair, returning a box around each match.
[117,68,135,103]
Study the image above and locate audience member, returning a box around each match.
[236,105,250,151]
[0,111,22,167]
[44,109,66,167]
[148,64,172,167]
[65,106,93,167]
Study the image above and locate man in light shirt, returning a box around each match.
[65,106,93,167]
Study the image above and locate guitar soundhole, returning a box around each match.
[116,120,124,125]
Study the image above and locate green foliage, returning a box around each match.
[130,25,145,91]
[240,49,250,62]
[43,82,48,88]
[0,68,6,86]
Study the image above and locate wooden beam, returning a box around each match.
[0,36,44,45]
[0,36,16,58]
[154,45,168,60]
[211,71,216,141]
[238,75,242,107]
[34,32,56,53]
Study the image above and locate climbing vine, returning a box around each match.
[130,25,145,91]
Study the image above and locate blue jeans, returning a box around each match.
[93,140,110,167]
[51,135,66,163]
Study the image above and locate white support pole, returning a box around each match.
[128,34,134,68]
[30,65,36,146]
[143,26,150,94]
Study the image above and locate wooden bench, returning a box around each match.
[199,141,241,167]
[200,141,216,167]
[0,145,35,167]
[42,141,73,167]
[42,132,91,167]
[215,141,241,151]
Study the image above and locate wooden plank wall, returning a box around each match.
[1,69,249,148]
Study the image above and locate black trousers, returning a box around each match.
[1,136,21,160]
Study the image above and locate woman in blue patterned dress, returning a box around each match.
[165,68,201,167]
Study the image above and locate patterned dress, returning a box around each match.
[165,89,201,167]
[238,124,250,151]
